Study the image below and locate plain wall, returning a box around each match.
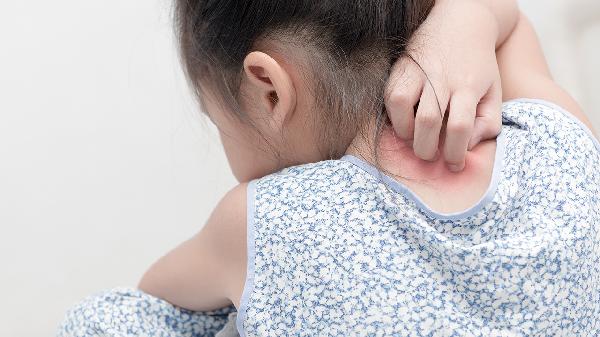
[0,1,236,335]
[0,1,598,335]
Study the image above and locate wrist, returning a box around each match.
[478,0,520,48]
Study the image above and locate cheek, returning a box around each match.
[219,129,280,182]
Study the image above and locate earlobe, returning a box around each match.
[243,51,296,129]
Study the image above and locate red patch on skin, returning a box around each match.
[376,127,495,193]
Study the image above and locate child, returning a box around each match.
[59,0,600,336]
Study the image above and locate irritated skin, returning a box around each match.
[350,125,498,214]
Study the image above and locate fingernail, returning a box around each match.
[448,163,463,172]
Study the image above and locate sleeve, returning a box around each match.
[56,287,238,337]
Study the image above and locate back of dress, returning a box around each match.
[237,99,600,337]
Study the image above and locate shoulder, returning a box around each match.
[209,183,248,234]
[208,182,248,259]
[503,99,600,153]
[256,159,358,194]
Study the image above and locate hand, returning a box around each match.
[385,0,503,172]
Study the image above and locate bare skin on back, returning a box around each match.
[348,124,498,215]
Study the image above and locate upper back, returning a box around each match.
[236,99,600,336]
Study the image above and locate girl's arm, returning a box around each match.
[497,11,599,139]
[138,184,248,311]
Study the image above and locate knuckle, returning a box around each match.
[462,75,480,89]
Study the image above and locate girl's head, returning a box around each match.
[174,0,434,182]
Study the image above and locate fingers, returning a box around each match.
[468,79,503,150]
[385,60,425,140]
[413,82,447,161]
[443,91,477,172]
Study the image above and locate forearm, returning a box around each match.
[433,0,519,49]
[496,12,598,138]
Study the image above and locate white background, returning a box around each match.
[0,1,598,335]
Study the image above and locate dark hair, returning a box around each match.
[173,0,434,159]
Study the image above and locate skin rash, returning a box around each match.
[371,126,498,213]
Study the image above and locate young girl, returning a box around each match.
[59,0,600,336]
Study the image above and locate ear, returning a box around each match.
[243,51,296,130]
